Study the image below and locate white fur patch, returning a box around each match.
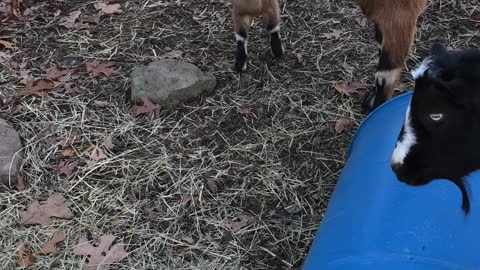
[411,57,431,79]
[391,104,417,166]
[235,33,245,42]
[268,25,280,34]
[235,33,248,54]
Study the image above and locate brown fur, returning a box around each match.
[357,0,428,107]
[232,0,280,33]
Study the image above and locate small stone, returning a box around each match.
[0,119,22,185]
[130,60,216,105]
[284,204,302,214]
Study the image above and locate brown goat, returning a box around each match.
[357,0,427,110]
[232,0,283,72]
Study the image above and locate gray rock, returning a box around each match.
[0,119,22,185]
[130,60,216,105]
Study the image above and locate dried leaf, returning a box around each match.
[103,138,115,150]
[19,193,74,225]
[334,82,368,96]
[64,82,79,93]
[73,235,128,270]
[60,161,78,177]
[19,79,57,96]
[471,11,480,21]
[86,61,121,77]
[94,3,123,15]
[16,241,36,268]
[60,10,81,29]
[46,64,75,80]
[23,5,41,17]
[334,117,352,133]
[86,148,107,167]
[0,36,13,48]
[38,232,66,256]
[130,96,161,118]
[224,215,255,233]
[62,149,75,157]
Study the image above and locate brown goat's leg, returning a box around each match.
[363,20,417,111]
[233,14,251,72]
[264,0,283,58]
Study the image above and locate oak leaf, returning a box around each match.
[46,64,75,80]
[38,232,66,256]
[59,161,78,177]
[19,79,57,96]
[334,82,368,96]
[86,148,107,167]
[19,193,74,225]
[60,10,81,29]
[86,61,121,77]
[16,241,36,268]
[94,3,123,15]
[0,35,13,48]
[130,96,160,118]
[334,117,352,133]
[73,235,128,270]
[224,215,255,233]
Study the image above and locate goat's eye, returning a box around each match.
[429,113,443,121]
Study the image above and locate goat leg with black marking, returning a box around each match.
[357,0,427,111]
[232,0,283,73]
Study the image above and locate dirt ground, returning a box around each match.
[0,0,478,269]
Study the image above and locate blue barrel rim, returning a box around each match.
[347,91,413,157]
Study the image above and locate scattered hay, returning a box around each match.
[0,0,478,269]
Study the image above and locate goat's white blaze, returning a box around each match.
[411,57,431,79]
[392,104,417,165]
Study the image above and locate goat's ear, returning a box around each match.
[431,43,448,57]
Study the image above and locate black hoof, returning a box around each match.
[270,32,283,59]
[361,88,377,113]
[232,62,244,73]
[272,44,283,59]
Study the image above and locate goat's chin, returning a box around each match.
[395,171,434,187]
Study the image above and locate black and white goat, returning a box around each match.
[231,0,283,72]
[357,0,427,111]
[391,44,480,214]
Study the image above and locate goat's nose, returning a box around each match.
[391,162,401,174]
[391,162,410,184]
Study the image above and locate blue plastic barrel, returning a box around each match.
[302,92,480,270]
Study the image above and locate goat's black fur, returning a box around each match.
[391,44,480,215]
